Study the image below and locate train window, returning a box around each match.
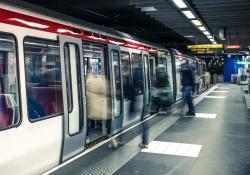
[0,34,20,130]
[83,45,105,77]
[24,38,63,121]
[121,52,132,99]
[63,44,73,112]
[143,54,150,104]
[131,53,143,95]
[144,54,150,91]
[166,55,174,91]
[112,50,122,101]
[149,54,156,82]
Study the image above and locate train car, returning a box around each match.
[0,1,176,175]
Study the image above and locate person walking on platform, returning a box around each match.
[180,60,196,116]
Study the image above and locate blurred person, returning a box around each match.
[194,70,200,94]
[151,64,173,113]
[27,85,45,119]
[180,60,196,116]
[204,71,211,90]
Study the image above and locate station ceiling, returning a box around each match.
[19,0,250,52]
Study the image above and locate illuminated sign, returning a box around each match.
[235,61,250,65]
[225,45,241,49]
[189,48,222,54]
[187,44,223,49]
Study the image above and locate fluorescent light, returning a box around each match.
[207,35,213,39]
[191,20,202,26]
[184,35,195,38]
[203,31,210,35]
[182,10,196,19]
[198,26,206,31]
[172,0,188,8]
[141,6,157,12]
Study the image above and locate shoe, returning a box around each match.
[108,139,118,148]
[159,111,168,115]
[186,111,196,116]
[138,143,149,149]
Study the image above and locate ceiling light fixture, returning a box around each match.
[182,10,196,19]
[207,35,213,39]
[184,35,195,38]
[172,0,188,9]
[141,6,157,12]
[203,31,210,36]
[191,20,202,26]
[198,26,206,31]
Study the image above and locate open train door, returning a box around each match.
[107,44,123,134]
[59,35,87,161]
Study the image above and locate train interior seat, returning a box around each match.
[31,87,63,116]
[0,95,13,128]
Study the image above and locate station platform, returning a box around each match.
[47,84,250,175]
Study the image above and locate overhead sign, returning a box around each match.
[187,44,223,49]
[189,48,222,55]
[225,45,241,49]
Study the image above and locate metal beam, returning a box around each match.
[193,0,249,4]
[195,2,250,8]
[198,6,250,12]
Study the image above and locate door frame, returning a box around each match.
[107,44,123,134]
[59,35,87,162]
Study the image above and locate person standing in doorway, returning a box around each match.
[180,60,196,116]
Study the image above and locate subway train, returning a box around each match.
[0,2,206,175]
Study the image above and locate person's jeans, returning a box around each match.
[182,86,195,113]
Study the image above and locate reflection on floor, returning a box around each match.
[141,141,202,158]
[192,113,217,119]
[211,90,228,93]
[205,95,225,98]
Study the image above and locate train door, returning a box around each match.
[82,43,110,143]
[127,51,144,124]
[166,54,174,101]
[59,36,86,161]
[149,54,156,83]
[142,51,151,118]
[108,44,123,134]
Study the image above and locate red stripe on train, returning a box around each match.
[0,8,155,51]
